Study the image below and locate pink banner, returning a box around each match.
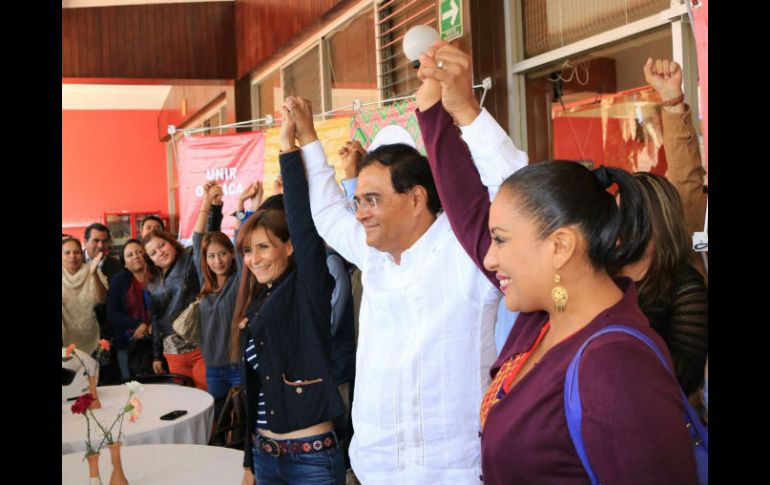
[692,0,708,175]
[176,131,266,240]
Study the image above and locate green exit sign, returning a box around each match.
[439,0,463,41]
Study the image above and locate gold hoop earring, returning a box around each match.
[551,273,568,312]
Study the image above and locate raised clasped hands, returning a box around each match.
[418,42,481,126]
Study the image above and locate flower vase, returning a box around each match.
[107,442,129,485]
[87,376,102,409]
[86,452,103,485]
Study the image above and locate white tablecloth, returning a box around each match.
[62,384,214,455]
[62,444,244,485]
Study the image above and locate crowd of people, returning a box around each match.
[62,43,707,484]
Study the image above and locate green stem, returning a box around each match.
[84,413,94,455]
[89,408,114,444]
[96,431,109,452]
[70,350,92,379]
[102,398,129,445]
[116,393,132,443]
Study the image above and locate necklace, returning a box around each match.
[501,322,551,393]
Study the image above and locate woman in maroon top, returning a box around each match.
[416,43,698,484]
[107,239,156,378]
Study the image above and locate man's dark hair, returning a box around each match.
[85,223,111,241]
[141,215,165,230]
[359,143,442,215]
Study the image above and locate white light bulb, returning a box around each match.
[402,25,439,62]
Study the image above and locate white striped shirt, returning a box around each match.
[245,337,268,427]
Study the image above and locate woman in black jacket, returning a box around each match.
[106,239,156,379]
[233,104,345,485]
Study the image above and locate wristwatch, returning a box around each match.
[234,210,246,221]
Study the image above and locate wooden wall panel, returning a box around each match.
[234,0,348,79]
[525,75,552,163]
[469,0,510,134]
[62,2,236,79]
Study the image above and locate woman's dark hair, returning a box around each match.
[258,194,284,212]
[632,172,692,309]
[198,231,237,299]
[141,230,185,277]
[500,161,650,274]
[229,209,293,361]
[360,143,442,215]
[62,237,81,248]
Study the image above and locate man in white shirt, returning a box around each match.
[284,95,526,483]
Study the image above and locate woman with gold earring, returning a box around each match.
[415,43,699,484]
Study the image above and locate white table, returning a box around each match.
[62,384,214,455]
[62,444,244,484]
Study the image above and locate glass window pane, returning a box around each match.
[105,213,131,250]
[525,28,674,175]
[257,71,282,120]
[377,0,437,99]
[283,47,322,112]
[522,0,672,58]
[328,9,378,110]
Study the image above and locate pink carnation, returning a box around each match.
[128,397,143,423]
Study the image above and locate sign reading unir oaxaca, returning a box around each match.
[439,0,463,41]
[176,131,266,241]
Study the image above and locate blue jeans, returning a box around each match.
[206,364,242,400]
[206,364,241,419]
[251,431,345,484]
[116,349,130,381]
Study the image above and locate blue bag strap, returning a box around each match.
[564,324,708,485]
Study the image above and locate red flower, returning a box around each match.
[98,339,111,352]
[71,393,95,414]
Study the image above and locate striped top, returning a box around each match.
[245,337,268,427]
[640,263,708,395]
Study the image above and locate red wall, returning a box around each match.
[62,110,168,239]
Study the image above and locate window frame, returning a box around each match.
[506,0,698,153]
[249,1,377,121]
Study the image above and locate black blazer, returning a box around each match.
[241,149,345,468]
[101,255,123,280]
[94,255,126,340]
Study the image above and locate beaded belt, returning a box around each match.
[253,431,337,457]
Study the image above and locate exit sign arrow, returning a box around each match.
[442,0,459,25]
[439,0,463,41]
